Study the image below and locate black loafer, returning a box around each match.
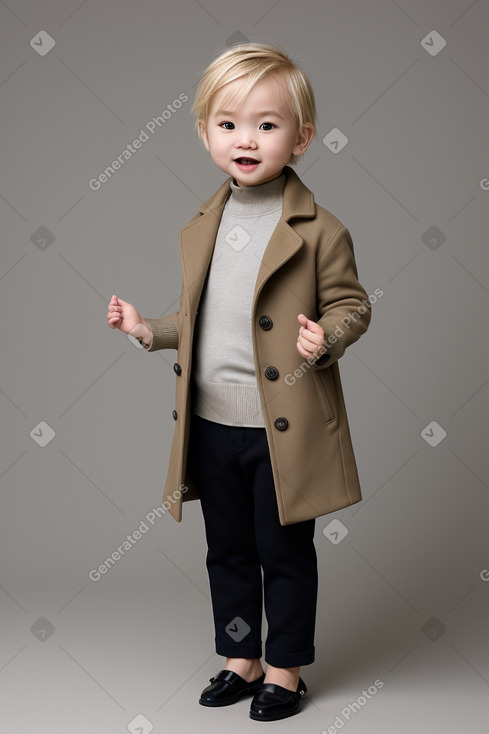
[199,669,265,707]
[249,677,307,721]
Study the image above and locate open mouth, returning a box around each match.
[234,157,259,164]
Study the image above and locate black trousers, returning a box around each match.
[189,413,318,668]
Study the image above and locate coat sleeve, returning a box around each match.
[141,312,179,352]
[312,224,371,370]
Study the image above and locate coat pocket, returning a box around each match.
[311,369,336,423]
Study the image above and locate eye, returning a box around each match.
[219,121,234,130]
[260,122,275,131]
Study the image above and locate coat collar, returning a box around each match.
[196,165,316,222]
[179,166,316,314]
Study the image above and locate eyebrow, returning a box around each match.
[213,109,285,120]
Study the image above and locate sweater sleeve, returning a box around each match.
[141,312,179,351]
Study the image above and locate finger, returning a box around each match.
[299,327,323,347]
[304,318,323,334]
[299,338,320,355]
[297,341,321,360]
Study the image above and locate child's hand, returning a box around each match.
[107,294,150,343]
[296,313,325,361]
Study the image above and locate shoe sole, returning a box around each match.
[249,703,302,721]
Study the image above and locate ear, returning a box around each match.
[292,123,315,157]
[198,119,210,152]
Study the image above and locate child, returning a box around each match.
[107,42,371,722]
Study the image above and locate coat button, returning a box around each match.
[265,366,279,380]
[172,410,178,420]
[259,315,273,330]
[274,417,288,431]
[173,362,182,376]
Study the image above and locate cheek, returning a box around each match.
[206,136,222,156]
[270,131,293,152]
[213,136,229,152]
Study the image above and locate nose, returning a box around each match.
[235,127,257,149]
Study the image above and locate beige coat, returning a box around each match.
[144,165,371,526]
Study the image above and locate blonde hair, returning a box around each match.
[191,43,317,166]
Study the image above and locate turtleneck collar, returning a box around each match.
[225,171,286,216]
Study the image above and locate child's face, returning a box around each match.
[198,75,314,186]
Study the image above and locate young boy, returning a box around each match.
[107,43,371,721]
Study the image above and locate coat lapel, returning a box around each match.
[179,178,230,315]
[179,166,316,315]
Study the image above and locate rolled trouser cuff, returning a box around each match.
[265,645,315,668]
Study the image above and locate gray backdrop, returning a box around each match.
[2,1,488,732]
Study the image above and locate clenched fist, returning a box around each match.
[296,313,325,361]
[106,295,152,347]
